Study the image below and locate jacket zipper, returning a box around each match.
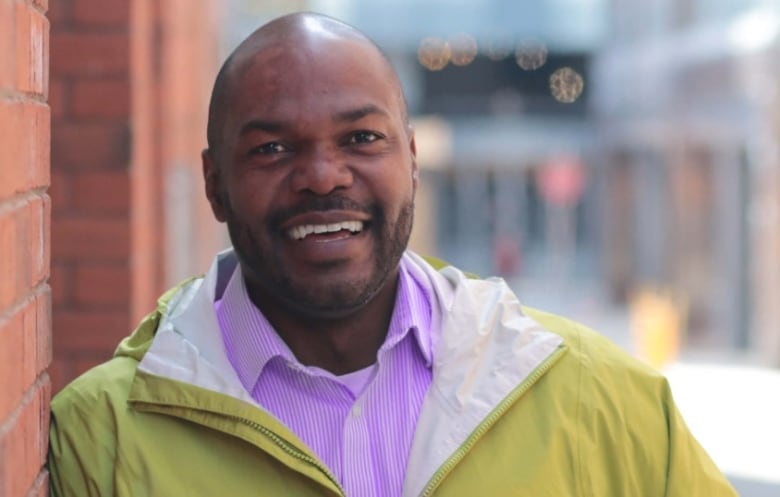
[227,415,346,496]
[133,402,345,496]
[419,345,568,497]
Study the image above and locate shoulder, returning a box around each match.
[49,357,139,497]
[51,356,138,418]
[50,356,140,462]
[524,306,669,394]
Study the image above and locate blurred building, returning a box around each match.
[593,0,780,364]
[226,0,608,278]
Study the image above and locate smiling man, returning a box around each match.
[48,12,737,497]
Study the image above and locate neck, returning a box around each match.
[246,272,400,375]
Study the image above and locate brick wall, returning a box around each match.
[0,0,52,495]
[49,0,220,392]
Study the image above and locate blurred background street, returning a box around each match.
[41,0,780,494]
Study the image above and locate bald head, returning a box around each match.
[206,12,408,157]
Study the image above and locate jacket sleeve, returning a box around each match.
[48,386,117,497]
[660,380,738,497]
[564,319,739,497]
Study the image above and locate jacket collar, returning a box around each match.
[401,252,565,497]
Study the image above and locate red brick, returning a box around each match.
[25,471,49,497]
[0,292,46,419]
[51,216,131,261]
[22,295,38,387]
[36,289,53,375]
[42,196,51,281]
[0,380,48,497]
[0,100,51,197]
[0,307,25,420]
[74,263,130,307]
[14,201,33,302]
[73,0,130,26]
[72,77,130,118]
[0,200,38,310]
[29,195,50,286]
[51,122,130,170]
[0,206,18,309]
[0,0,15,91]
[72,170,130,214]
[53,308,129,354]
[15,3,49,96]
[50,31,129,77]
[37,376,51,460]
[33,0,49,14]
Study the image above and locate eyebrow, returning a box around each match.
[238,105,390,137]
[239,119,285,136]
[333,104,390,123]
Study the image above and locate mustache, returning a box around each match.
[267,195,377,229]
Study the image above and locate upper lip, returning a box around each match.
[279,210,371,231]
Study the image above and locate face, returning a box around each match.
[204,37,418,318]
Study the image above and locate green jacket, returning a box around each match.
[49,251,737,496]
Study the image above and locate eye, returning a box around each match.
[347,131,382,145]
[250,142,288,155]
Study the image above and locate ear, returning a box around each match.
[408,128,419,185]
[202,149,227,222]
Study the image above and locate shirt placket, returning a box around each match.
[342,393,375,497]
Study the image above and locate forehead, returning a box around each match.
[227,37,401,123]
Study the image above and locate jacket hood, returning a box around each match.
[113,283,186,362]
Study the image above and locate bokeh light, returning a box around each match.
[484,34,513,61]
[448,33,478,66]
[418,37,451,71]
[549,67,585,103]
[515,39,548,70]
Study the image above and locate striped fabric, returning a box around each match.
[215,254,435,497]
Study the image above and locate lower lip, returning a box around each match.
[285,230,369,262]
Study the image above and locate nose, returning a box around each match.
[290,146,353,195]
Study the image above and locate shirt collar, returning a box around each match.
[215,253,434,392]
[380,254,434,367]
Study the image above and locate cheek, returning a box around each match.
[227,174,279,215]
[373,163,416,195]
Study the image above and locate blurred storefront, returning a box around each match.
[593,0,780,364]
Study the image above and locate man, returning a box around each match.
[48,12,737,497]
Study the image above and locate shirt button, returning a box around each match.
[351,404,362,417]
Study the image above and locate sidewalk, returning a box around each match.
[663,361,780,495]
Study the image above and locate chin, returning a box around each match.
[286,269,387,314]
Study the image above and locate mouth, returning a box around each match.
[286,220,365,241]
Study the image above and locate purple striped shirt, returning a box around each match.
[215,255,434,497]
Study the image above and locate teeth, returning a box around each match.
[287,221,364,240]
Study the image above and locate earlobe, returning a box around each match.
[202,149,228,222]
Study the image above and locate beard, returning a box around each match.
[223,194,415,318]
